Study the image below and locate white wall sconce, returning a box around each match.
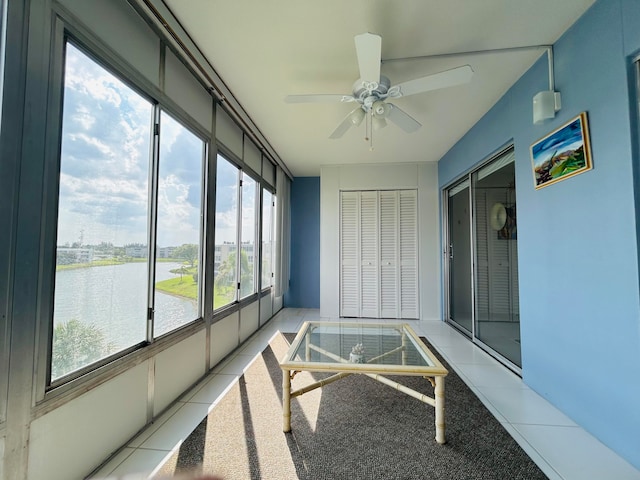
[533,47,561,124]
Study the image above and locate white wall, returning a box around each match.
[154,330,207,415]
[240,301,259,343]
[320,163,441,320]
[260,292,273,326]
[210,312,240,367]
[28,363,149,480]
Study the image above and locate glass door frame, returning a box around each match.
[443,145,522,375]
[443,178,475,337]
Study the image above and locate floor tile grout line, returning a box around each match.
[93,447,136,478]
[126,402,187,449]
[501,424,565,480]
[134,446,175,452]
[102,309,636,479]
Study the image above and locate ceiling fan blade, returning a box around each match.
[284,94,354,104]
[329,107,362,139]
[354,33,381,83]
[387,104,421,133]
[393,65,473,97]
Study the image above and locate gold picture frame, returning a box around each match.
[530,112,593,189]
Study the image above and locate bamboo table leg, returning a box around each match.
[283,369,291,432]
[434,375,446,444]
[401,331,407,365]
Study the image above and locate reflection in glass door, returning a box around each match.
[473,156,520,366]
[447,181,472,333]
[445,148,521,369]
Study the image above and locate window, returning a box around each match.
[52,43,152,380]
[153,111,204,337]
[50,38,277,384]
[51,42,208,382]
[213,155,239,309]
[213,155,260,309]
[261,189,273,289]
[239,172,257,298]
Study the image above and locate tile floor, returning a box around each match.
[91,308,640,480]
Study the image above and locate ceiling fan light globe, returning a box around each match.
[372,100,390,117]
[372,116,387,130]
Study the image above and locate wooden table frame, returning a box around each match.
[280,321,449,444]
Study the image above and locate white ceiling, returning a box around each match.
[163,0,595,176]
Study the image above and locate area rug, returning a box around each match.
[155,332,547,479]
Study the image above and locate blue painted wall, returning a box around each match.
[439,0,640,468]
[285,176,320,308]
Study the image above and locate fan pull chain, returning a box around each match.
[369,111,374,151]
[364,110,374,150]
[364,110,370,143]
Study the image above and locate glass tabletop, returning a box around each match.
[281,321,447,374]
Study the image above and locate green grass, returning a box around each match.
[56,259,125,271]
[156,278,236,308]
[155,276,198,300]
[214,288,235,310]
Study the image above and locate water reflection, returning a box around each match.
[54,262,198,350]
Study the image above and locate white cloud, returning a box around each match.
[156,174,201,246]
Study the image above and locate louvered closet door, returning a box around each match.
[340,192,359,317]
[360,191,379,317]
[379,191,399,318]
[340,189,418,319]
[399,190,419,319]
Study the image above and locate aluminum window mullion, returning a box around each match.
[235,168,242,303]
[37,18,66,398]
[146,105,161,343]
[469,173,478,340]
[203,107,217,322]
[251,179,259,295]
[197,141,208,320]
[257,187,264,291]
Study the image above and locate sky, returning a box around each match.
[56,43,254,248]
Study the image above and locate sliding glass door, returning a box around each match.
[445,148,521,369]
[473,155,520,366]
[447,181,472,333]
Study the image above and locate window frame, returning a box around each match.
[32,9,283,406]
[38,23,213,397]
[51,40,155,382]
[151,108,207,339]
[212,152,240,310]
[238,170,259,300]
[260,185,275,292]
[0,0,9,427]
[213,150,261,313]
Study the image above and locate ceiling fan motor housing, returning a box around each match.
[353,75,390,102]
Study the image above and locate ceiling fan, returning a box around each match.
[285,32,474,141]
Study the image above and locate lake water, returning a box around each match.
[53,262,198,349]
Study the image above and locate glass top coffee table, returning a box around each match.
[280,321,449,444]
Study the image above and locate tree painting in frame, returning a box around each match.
[530,112,593,189]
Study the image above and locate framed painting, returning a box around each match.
[530,112,593,189]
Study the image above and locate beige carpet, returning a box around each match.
[155,332,547,480]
